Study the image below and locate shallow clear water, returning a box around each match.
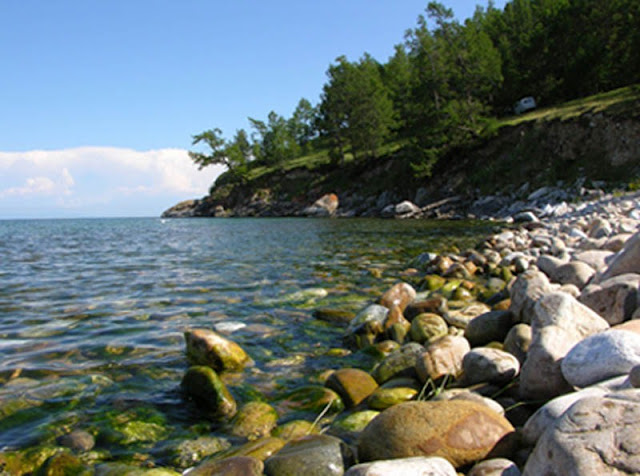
[0,217,493,457]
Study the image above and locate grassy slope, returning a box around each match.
[212,84,640,206]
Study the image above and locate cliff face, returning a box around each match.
[163,106,640,219]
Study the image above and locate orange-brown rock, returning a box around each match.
[416,335,470,382]
[357,401,515,468]
[380,283,416,313]
[325,368,379,408]
[384,305,411,333]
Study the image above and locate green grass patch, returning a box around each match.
[495,84,640,129]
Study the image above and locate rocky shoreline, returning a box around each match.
[175,190,640,476]
[162,179,619,223]
[6,191,640,475]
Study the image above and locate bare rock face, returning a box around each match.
[161,199,199,218]
[519,292,609,400]
[523,390,640,476]
[357,401,515,469]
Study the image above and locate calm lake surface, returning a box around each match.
[0,217,494,459]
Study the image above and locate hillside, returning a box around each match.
[163,85,640,220]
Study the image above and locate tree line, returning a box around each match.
[190,0,640,180]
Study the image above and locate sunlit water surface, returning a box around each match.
[0,217,494,457]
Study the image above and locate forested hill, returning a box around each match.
[164,0,640,218]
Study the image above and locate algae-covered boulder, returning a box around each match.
[230,402,279,440]
[278,385,344,415]
[367,378,420,410]
[410,313,448,344]
[35,451,91,476]
[185,329,253,372]
[272,420,319,441]
[357,401,515,468]
[181,366,237,419]
[324,368,378,408]
[371,343,424,384]
[167,436,231,469]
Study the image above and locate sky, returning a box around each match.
[0,0,505,218]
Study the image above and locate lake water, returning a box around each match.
[0,217,493,462]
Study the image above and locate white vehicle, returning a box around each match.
[514,96,537,114]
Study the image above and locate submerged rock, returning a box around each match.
[181,366,237,419]
[230,402,279,440]
[185,329,253,372]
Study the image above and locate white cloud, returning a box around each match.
[0,147,225,218]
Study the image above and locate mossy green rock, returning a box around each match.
[333,410,380,433]
[367,377,421,410]
[187,456,263,476]
[279,386,344,414]
[422,275,447,292]
[117,421,170,445]
[35,452,91,476]
[168,436,231,469]
[325,368,378,408]
[371,343,424,384]
[230,402,278,440]
[185,329,253,372]
[410,313,448,344]
[94,464,180,475]
[440,280,462,299]
[272,420,319,441]
[367,386,418,410]
[181,366,237,419]
[214,437,286,462]
[0,446,60,475]
[264,434,354,476]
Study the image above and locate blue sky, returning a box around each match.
[0,0,504,218]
